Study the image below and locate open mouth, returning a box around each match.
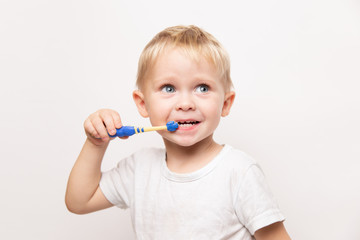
[177,121,200,127]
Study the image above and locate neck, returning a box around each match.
[163,135,223,173]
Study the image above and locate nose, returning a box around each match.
[175,93,196,111]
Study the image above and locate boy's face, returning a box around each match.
[133,47,235,147]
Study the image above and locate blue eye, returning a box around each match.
[195,84,209,93]
[161,85,175,93]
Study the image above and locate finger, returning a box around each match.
[112,111,123,129]
[91,118,109,141]
[84,119,100,138]
[101,113,116,136]
[85,120,101,138]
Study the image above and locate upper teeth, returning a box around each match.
[179,121,198,125]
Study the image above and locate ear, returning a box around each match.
[221,91,235,117]
[133,90,149,118]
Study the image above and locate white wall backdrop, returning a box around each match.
[1,0,359,239]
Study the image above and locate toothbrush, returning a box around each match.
[108,121,179,138]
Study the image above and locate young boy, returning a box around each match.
[65,25,290,240]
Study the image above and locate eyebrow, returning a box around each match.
[153,74,218,84]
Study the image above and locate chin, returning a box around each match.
[161,135,194,147]
[174,141,198,147]
[167,139,198,147]
[163,134,213,148]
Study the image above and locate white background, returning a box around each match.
[1,0,359,239]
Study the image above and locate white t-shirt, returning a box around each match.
[100,145,285,240]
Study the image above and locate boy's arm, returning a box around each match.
[65,109,123,214]
[65,139,113,214]
[254,222,291,240]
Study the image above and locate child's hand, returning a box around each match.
[84,109,126,146]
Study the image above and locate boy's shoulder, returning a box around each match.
[223,145,258,168]
[217,145,262,181]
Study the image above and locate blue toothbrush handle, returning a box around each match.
[109,126,136,137]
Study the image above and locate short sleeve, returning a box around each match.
[234,164,285,235]
[99,154,135,209]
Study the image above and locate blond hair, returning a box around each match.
[136,25,233,91]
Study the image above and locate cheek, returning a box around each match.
[146,97,174,121]
[201,97,223,116]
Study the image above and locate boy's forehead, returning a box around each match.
[152,47,219,75]
[151,49,215,76]
[160,46,213,64]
